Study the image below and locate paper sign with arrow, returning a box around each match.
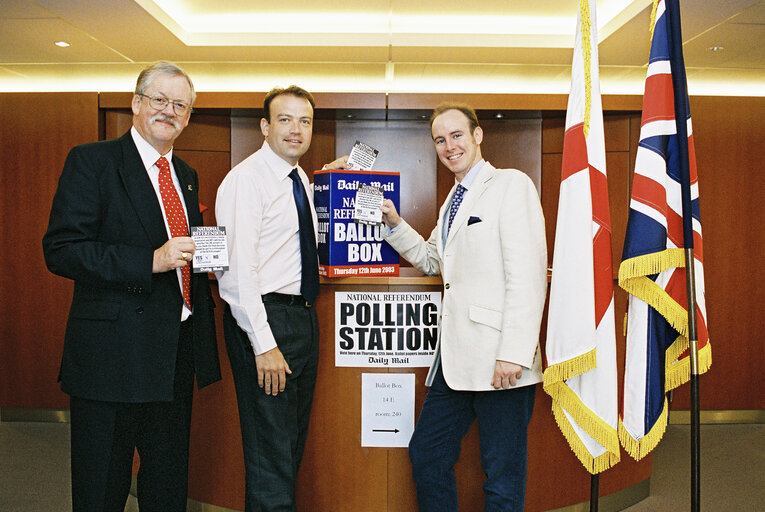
[361,373,414,447]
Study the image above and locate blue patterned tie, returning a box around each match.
[288,169,320,304]
[447,184,467,235]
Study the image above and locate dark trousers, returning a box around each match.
[224,303,319,512]
[408,365,536,512]
[69,321,195,512]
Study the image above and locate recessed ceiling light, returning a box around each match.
[707,46,724,52]
[494,113,504,119]
[54,41,70,47]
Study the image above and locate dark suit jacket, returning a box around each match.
[43,131,220,403]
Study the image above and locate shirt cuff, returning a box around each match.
[249,326,278,356]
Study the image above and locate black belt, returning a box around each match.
[262,292,313,308]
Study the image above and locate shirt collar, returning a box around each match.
[456,159,484,191]
[131,126,173,171]
[260,140,300,181]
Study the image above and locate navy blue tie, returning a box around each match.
[289,169,320,305]
[447,184,467,235]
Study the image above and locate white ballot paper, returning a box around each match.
[353,184,384,225]
[361,373,415,448]
[347,140,379,171]
[190,226,229,272]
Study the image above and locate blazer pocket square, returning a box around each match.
[467,216,482,225]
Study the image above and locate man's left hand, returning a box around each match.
[491,360,523,389]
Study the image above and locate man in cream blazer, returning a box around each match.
[381,103,547,512]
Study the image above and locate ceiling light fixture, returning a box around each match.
[707,46,724,52]
[54,41,70,47]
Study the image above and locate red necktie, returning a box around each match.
[156,156,191,309]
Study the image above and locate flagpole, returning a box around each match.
[590,474,599,512]
[665,1,702,510]
[685,249,701,512]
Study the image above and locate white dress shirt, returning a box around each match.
[215,141,318,355]
[130,127,191,321]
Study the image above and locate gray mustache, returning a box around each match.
[150,114,180,129]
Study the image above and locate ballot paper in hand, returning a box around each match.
[353,184,384,225]
[347,140,379,171]
[190,226,229,272]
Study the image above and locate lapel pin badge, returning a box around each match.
[187,185,193,191]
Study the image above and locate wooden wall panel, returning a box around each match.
[174,150,231,226]
[176,114,231,152]
[104,109,133,140]
[607,151,631,271]
[669,97,765,410]
[0,93,99,408]
[480,118,543,189]
[541,152,563,267]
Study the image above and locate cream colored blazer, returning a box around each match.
[385,162,547,391]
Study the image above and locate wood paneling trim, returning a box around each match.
[390,93,569,110]
[99,92,387,110]
[101,91,643,111]
[390,94,643,111]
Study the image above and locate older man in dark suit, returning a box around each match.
[43,61,220,512]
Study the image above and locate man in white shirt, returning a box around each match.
[380,103,547,512]
[216,86,343,511]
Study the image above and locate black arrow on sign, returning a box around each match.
[372,428,400,433]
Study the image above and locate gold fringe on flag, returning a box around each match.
[548,381,621,473]
[579,0,592,139]
[619,248,688,336]
[542,347,596,388]
[619,247,711,393]
[649,0,660,41]
[619,397,669,461]
[619,341,711,460]
[619,245,712,458]
[666,342,712,391]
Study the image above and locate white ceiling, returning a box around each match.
[1,0,763,95]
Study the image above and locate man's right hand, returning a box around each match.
[255,347,292,396]
[153,236,195,273]
[380,199,402,228]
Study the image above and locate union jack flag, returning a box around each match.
[618,0,711,460]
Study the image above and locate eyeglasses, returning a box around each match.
[137,93,191,115]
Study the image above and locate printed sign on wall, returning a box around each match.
[335,291,440,368]
[361,373,415,448]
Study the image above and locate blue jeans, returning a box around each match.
[409,365,536,512]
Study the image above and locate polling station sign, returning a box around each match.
[335,292,440,368]
[313,169,400,277]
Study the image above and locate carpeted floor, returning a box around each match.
[0,421,762,511]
